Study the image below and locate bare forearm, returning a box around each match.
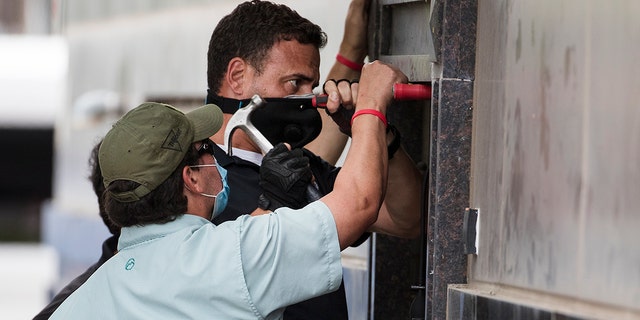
[321,60,407,250]
[305,112,348,165]
[305,51,363,164]
[305,0,370,164]
[324,117,387,249]
[369,146,422,238]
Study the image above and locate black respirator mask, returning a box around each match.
[206,91,322,149]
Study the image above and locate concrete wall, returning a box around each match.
[467,0,640,317]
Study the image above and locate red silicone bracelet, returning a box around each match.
[351,109,388,128]
[336,53,363,72]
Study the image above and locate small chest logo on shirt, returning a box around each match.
[125,258,135,270]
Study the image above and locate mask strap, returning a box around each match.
[184,184,217,199]
[205,90,252,114]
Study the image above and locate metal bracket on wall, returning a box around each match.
[369,0,436,82]
[463,208,479,255]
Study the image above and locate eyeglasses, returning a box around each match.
[196,139,216,156]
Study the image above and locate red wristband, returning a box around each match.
[351,109,388,128]
[336,53,363,72]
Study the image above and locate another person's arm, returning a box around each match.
[323,75,422,240]
[369,142,422,238]
[306,0,371,164]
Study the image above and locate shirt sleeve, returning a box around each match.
[236,201,342,316]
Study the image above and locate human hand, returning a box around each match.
[323,61,407,133]
[356,61,408,116]
[322,79,359,136]
[258,143,312,211]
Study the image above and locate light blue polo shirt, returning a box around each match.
[50,201,342,320]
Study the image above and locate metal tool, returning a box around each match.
[280,83,432,108]
[223,95,272,156]
[223,94,322,201]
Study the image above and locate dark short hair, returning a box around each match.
[207,0,327,93]
[104,144,200,227]
[88,140,120,236]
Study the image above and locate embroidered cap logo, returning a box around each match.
[162,128,183,152]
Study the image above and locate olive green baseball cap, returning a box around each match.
[99,102,223,202]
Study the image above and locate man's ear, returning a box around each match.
[225,57,248,96]
[183,166,201,193]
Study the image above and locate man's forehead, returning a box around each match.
[265,40,320,74]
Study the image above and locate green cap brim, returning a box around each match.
[187,104,223,141]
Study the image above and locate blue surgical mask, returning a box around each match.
[211,163,229,219]
[188,161,230,220]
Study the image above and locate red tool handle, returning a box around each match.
[312,83,431,107]
[393,83,432,100]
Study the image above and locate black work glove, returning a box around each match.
[258,143,312,211]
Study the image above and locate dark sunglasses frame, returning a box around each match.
[197,139,216,156]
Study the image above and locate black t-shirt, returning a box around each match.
[212,145,340,221]
[211,145,349,320]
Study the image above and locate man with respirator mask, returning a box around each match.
[205,1,422,319]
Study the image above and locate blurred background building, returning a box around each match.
[0,0,62,318]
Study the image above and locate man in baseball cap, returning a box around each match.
[99,102,223,204]
[50,60,407,319]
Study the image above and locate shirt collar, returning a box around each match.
[117,214,210,251]
[212,143,263,167]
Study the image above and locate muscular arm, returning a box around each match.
[321,61,406,250]
[368,142,422,238]
[306,0,371,164]
[321,111,386,250]
[322,80,422,240]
